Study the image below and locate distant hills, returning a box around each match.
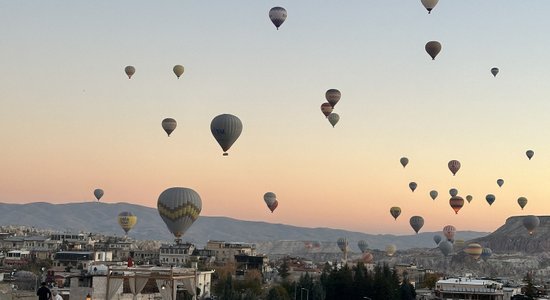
[0,202,489,252]
[471,215,550,254]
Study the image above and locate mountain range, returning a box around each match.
[0,202,489,252]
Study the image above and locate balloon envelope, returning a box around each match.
[162,118,177,137]
[491,67,499,77]
[210,114,243,156]
[173,65,185,78]
[464,243,483,260]
[497,179,504,187]
[264,192,278,213]
[94,189,104,201]
[466,195,473,203]
[118,212,137,234]
[269,7,287,30]
[438,240,453,257]
[517,197,528,210]
[421,0,439,13]
[409,182,417,192]
[409,216,424,234]
[425,41,442,60]
[526,150,534,160]
[523,215,540,235]
[448,160,461,176]
[325,89,341,108]
[443,225,456,241]
[400,157,409,168]
[125,66,135,79]
[321,103,333,117]
[362,252,374,263]
[328,113,340,127]
[385,244,397,256]
[358,240,368,253]
[449,188,458,197]
[429,190,438,200]
[486,194,496,206]
[481,248,492,261]
[390,207,401,220]
[337,238,348,253]
[157,187,202,240]
[449,196,464,214]
[433,235,442,245]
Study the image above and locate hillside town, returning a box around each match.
[0,225,547,300]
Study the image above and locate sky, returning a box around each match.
[1,1,550,235]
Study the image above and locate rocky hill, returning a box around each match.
[471,215,550,254]
[0,202,487,251]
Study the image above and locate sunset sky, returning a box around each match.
[1,1,550,235]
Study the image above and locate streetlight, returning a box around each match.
[300,288,309,300]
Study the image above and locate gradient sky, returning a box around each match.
[1,1,550,235]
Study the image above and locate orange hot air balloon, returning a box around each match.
[362,252,374,264]
[449,196,464,214]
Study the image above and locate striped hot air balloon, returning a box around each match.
[325,89,341,108]
[449,196,464,214]
[464,243,483,260]
[157,187,202,242]
[210,114,243,156]
[269,7,287,30]
[448,160,461,176]
[442,225,456,241]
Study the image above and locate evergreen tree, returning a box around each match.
[267,285,291,300]
[279,258,291,280]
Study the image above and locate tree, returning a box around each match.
[522,273,537,299]
[267,285,290,300]
[279,258,290,280]
[421,273,438,290]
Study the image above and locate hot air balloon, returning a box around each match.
[264,192,278,213]
[390,207,401,220]
[491,67,499,77]
[486,194,496,206]
[328,113,340,127]
[438,240,453,257]
[449,188,458,197]
[385,244,397,257]
[326,89,341,108]
[421,0,439,14]
[409,182,417,192]
[409,216,424,234]
[523,215,540,235]
[400,157,409,168]
[497,179,504,187]
[118,212,137,234]
[443,225,456,241]
[517,197,528,210]
[448,160,461,176]
[464,243,483,260]
[337,238,348,253]
[449,196,464,214]
[162,118,177,137]
[173,65,185,79]
[321,103,333,117]
[94,189,104,202]
[481,248,492,261]
[429,190,438,201]
[454,239,465,248]
[125,66,135,79]
[425,41,442,60]
[526,150,534,160]
[157,187,202,242]
[269,7,287,30]
[210,114,243,156]
[362,252,374,264]
[358,240,368,253]
[433,235,442,245]
[466,195,473,203]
